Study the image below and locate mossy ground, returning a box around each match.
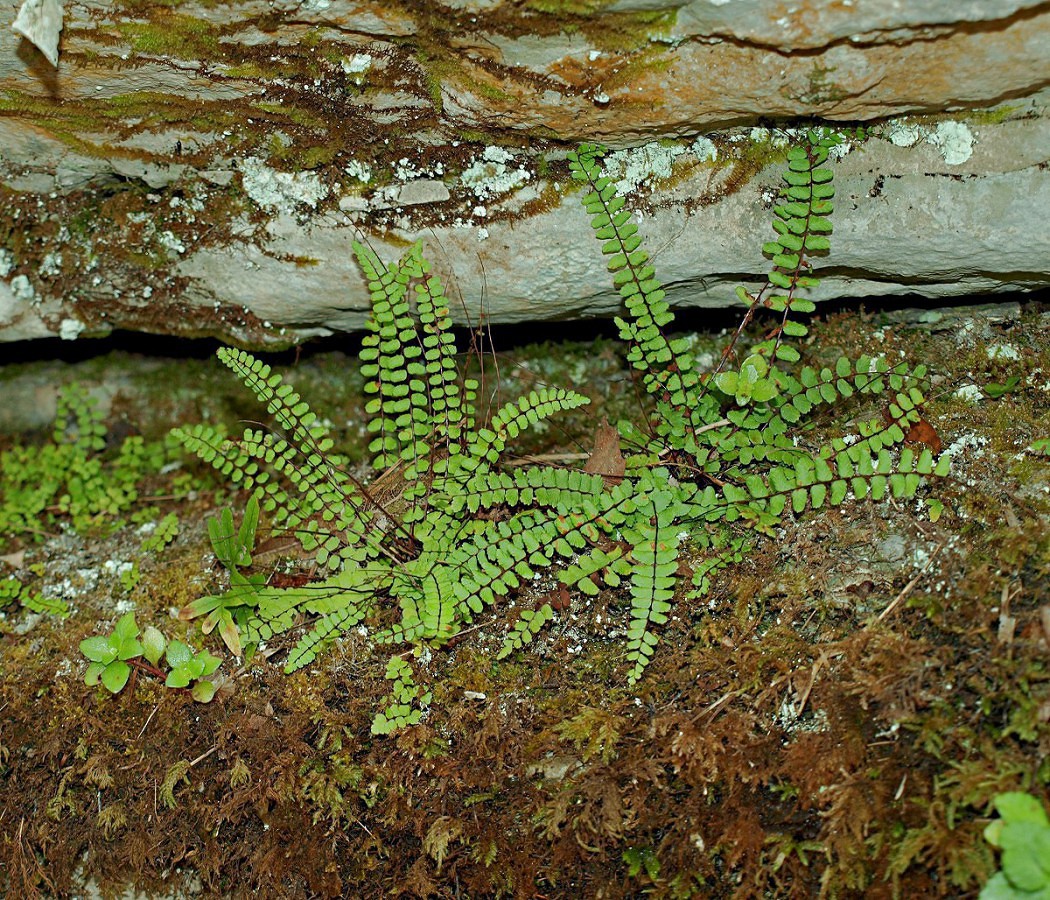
[0,298,1048,898]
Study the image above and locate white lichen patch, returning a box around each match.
[602,141,686,196]
[986,343,1020,361]
[157,231,186,256]
[341,53,372,84]
[885,120,922,148]
[459,146,531,200]
[103,559,135,582]
[747,127,791,148]
[345,159,373,184]
[239,158,329,215]
[10,274,35,303]
[690,136,718,163]
[0,249,13,278]
[59,317,84,340]
[946,432,988,458]
[928,121,974,165]
[954,384,984,403]
[39,252,62,277]
[394,156,444,182]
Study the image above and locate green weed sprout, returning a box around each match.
[80,611,143,693]
[79,611,222,702]
[178,495,264,656]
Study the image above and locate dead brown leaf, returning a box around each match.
[584,417,625,481]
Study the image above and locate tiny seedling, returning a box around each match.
[80,611,143,693]
[141,512,180,553]
[985,376,1021,400]
[0,575,67,617]
[981,791,1050,899]
[164,640,223,702]
[79,611,222,702]
[179,494,263,656]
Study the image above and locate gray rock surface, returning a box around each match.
[0,0,1047,344]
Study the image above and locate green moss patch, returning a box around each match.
[1,299,1047,896]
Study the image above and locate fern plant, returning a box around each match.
[173,129,950,727]
[541,130,949,682]
[173,241,592,698]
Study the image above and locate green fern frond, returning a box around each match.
[284,591,372,672]
[354,240,429,470]
[686,536,747,601]
[753,129,841,363]
[569,144,699,412]
[622,489,684,685]
[371,656,431,735]
[218,348,334,453]
[719,444,949,521]
[446,509,562,622]
[409,255,476,449]
[497,603,554,659]
[559,545,628,596]
[449,466,608,516]
[466,387,591,466]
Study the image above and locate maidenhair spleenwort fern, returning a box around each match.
[561,130,949,682]
[174,129,950,729]
[173,240,594,729]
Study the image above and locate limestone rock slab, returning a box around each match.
[0,0,1048,344]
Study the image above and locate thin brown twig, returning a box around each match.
[871,541,946,626]
[189,746,218,767]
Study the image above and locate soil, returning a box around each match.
[0,297,1048,899]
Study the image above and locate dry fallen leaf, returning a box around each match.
[584,417,625,481]
[1,551,26,569]
[904,418,943,454]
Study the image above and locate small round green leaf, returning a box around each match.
[101,660,131,694]
[141,627,167,667]
[191,680,217,703]
[165,640,193,668]
[84,661,106,686]
[80,636,118,664]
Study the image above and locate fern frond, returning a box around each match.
[446,509,563,622]
[497,604,554,659]
[353,241,428,470]
[218,348,332,451]
[569,144,700,413]
[384,552,461,645]
[409,257,476,449]
[622,489,683,685]
[753,128,841,364]
[686,536,747,601]
[465,387,590,466]
[718,443,949,522]
[559,545,628,596]
[447,466,608,516]
[371,656,431,735]
[285,594,371,672]
[241,563,384,649]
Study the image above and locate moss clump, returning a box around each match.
[0,286,1048,897]
[117,14,223,59]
